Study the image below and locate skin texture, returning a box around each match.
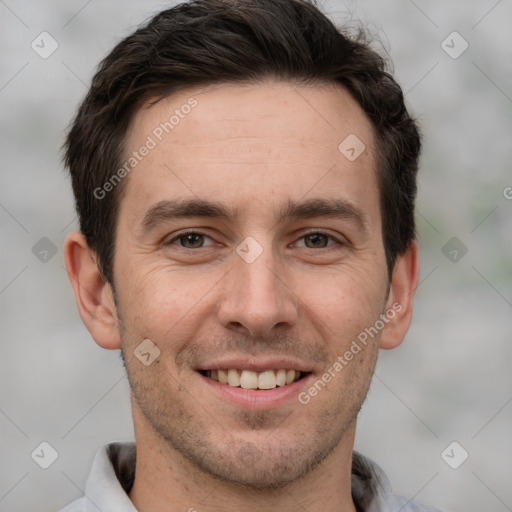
[64,81,419,512]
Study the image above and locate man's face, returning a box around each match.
[113,81,390,487]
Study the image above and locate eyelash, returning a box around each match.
[166,229,344,249]
[294,229,343,248]
[166,230,217,248]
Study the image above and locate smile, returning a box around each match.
[200,369,307,390]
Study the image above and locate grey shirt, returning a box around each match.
[59,442,442,512]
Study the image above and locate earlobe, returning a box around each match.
[63,231,122,350]
[379,240,419,350]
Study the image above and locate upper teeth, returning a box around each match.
[206,369,301,390]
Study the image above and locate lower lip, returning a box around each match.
[198,372,313,409]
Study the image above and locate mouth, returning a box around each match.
[199,368,309,391]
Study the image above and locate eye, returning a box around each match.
[168,232,215,249]
[294,232,339,249]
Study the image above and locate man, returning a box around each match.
[61,0,441,510]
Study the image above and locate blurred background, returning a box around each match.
[0,0,511,510]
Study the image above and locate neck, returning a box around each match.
[129,410,357,512]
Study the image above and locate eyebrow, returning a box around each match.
[141,199,234,231]
[140,197,368,233]
[276,198,369,233]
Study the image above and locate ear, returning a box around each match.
[63,231,121,350]
[379,240,419,350]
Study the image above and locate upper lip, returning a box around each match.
[196,357,313,373]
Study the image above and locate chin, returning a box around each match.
[191,445,323,490]
[160,426,343,490]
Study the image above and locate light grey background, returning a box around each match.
[1,1,511,511]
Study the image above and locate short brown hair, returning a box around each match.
[64,0,421,283]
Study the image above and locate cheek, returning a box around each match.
[296,264,387,351]
[116,261,223,345]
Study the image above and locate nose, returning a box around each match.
[217,246,299,338]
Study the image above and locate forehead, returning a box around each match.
[121,81,379,228]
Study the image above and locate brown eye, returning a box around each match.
[303,233,330,248]
[178,233,205,248]
[166,231,216,250]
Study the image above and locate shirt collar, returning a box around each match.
[78,442,432,512]
[80,442,137,512]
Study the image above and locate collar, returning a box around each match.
[70,442,439,512]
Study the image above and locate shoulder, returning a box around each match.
[57,497,86,512]
[352,451,444,512]
[390,494,444,512]
[390,495,444,512]
[56,442,137,512]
